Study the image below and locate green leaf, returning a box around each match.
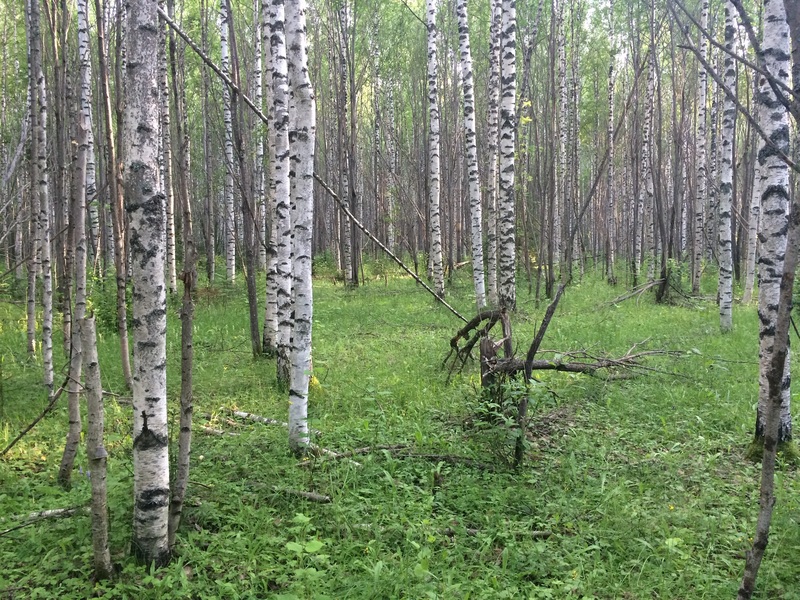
[285,541,304,553]
[304,539,324,553]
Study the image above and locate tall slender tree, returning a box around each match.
[426,0,444,298]
[456,0,485,310]
[286,0,315,453]
[692,0,709,293]
[717,1,735,332]
[497,0,516,309]
[125,0,170,566]
[753,0,792,446]
[219,0,236,283]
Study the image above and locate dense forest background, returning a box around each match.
[1,0,799,597]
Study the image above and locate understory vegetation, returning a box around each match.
[1,263,799,599]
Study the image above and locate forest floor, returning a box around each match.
[1,261,799,599]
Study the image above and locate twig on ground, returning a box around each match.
[223,408,323,436]
[273,487,332,503]
[0,506,89,537]
[199,426,239,436]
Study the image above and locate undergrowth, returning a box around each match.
[1,265,799,599]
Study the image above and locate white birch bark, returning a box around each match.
[82,316,113,580]
[271,0,293,385]
[755,0,792,442]
[606,0,616,285]
[287,0,314,452]
[254,0,267,271]
[426,0,444,298]
[219,0,236,283]
[692,0,709,294]
[485,0,501,306]
[497,0,516,309]
[32,0,53,392]
[643,46,656,283]
[456,0,485,310]
[25,0,41,361]
[58,0,92,486]
[262,0,278,355]
[717,1,735,332]
[125,0,170,565]
[158,0,177,294]
[554,0,566,278]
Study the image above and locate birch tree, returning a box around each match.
[485,0,501,306]
[753,0,792,447]
[94,0,133,389]
[271,0,293,385]
[82,317,112,579]
[26,0,54,394]
[58,0,93,486]
[158,0,177,294]
[692,0,709,294]
[606,0,617,285]
[717,1,735,332]
[286,0,315,452]
[426,0,444,299]
[219,0,236,283]
[125,0,170,565]
[497,0,516,310]
[456,0,485,310]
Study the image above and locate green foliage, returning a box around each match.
[1,270,799,598]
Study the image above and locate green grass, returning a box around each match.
[1,264,799,599]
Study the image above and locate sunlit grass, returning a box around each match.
[1,262,798,599]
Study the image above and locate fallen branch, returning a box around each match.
[608,280,665,305]
[273,487,331,504]
[199,426,240,437]
[224,408,323,436]
[297,443,410,467]
[490,350,682,377]
[0,506,89,537]
[307,444,362,467]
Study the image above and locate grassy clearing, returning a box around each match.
[1,265,799,599]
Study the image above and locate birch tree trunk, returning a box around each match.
[497,0,516,310]
[426,0,444,299]
[753,0,792,446]
[58,0,93,486]
[485,0,501,307]
[25,0,41,362]
[167,0,195,546]
[82,316,112,580]
[219,0,236,283]
[125,0,170,565]
[287,0,315,453]
[158,0,177,294]
[262,0,278,355]
[606,0,616,285]
[270,0,293,386]
[742,78,761,304]
[94,0,133,390]
[456,0,485,311]
[254,0,267,272]
[692,0,709,294]
[717,1,735,332]
[27,0,54,394]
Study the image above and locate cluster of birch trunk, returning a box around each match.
[8,0,316,571]
[1,0,799,586]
